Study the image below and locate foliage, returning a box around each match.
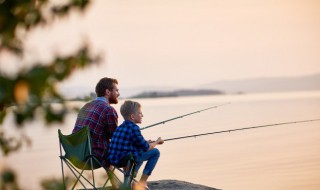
[0,0,98,188]
[41,176,73,190]
[0,0,98,154]
[0,0,90,54]
[0,168,19,190]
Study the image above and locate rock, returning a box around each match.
[147,180,220,190]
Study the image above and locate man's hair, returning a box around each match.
[95,77,118,97]
[120,100,141,120]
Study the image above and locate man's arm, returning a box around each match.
[105,107,118,139]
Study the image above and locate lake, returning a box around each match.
[1,91,320,190]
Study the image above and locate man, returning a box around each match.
[73,77,120,168]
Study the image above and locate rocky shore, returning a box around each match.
[148,180,220,190]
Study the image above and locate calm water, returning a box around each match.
[2,91,320,190]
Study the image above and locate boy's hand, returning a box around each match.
[156,137,164,144]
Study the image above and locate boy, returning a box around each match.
[108,100,164,189]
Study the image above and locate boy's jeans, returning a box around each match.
[134,148,160,176]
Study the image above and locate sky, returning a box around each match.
[3,0,320,97]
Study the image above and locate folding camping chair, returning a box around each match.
[58,126,137,190]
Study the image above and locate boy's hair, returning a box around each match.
[120,100,141,120]
[95,77,118,97]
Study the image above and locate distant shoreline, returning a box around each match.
[60,73,320,99]
[129,89,225,99]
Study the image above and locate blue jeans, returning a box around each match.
[134,148,160,176]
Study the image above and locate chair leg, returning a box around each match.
[60,157,67,190]
[121,160,136,190]
[63,160,95,189]
[104,168,122,190]
[59,142,67,190]
[90,158,96,188]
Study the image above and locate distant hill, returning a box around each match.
[198,73,320,93]
[60,73,320,99]
[130,89,224,98]
[129,73,320,98]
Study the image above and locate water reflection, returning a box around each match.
[2,91,320,190]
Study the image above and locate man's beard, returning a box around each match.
[109,95,118,104]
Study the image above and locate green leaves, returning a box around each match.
[0,2,100,189]
[0,0,97,155]
[0,168,20,190]
[0,130,23,155]
[51,0,90,16]
[0,0,45,53]
[0,46,99,126]
[41,176,73,190]
[0,0,90,54]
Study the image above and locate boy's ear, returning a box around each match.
[130,113,135,120]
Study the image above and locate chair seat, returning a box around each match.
[59,127,114,190]
[59,127,136,190]
[116,153,136,168]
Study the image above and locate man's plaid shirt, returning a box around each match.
[73,97,118,168]
[107,120,149,166]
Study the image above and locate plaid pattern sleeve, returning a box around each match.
[104,107,118,139]
[72,99,118,168]
[108,120,149,165]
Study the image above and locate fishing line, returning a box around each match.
[164,118,320,142]
[140,102,230,130]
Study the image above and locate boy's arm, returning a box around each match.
[148,137,164,151]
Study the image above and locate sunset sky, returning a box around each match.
[5,0,320,96]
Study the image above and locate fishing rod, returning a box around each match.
[140,102,230,130]
[164,118,320,142]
